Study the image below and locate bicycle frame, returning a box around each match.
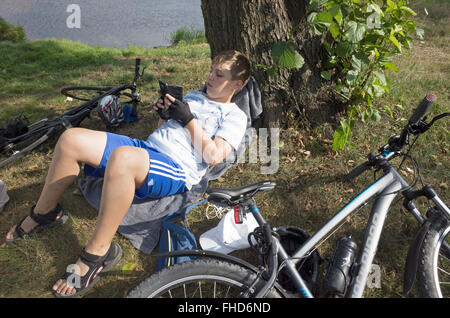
[140,95,448,299]
[255,165,410,298]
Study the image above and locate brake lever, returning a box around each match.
[428,112,450,127]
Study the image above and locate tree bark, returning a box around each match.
[201,0,344,128]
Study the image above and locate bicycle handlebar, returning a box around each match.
[345,162,373,180]
[134,58,141,81]
[409,94,436,125]
[345,94,445,181]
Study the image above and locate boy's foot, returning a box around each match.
[53,243,122,297]
[5,204,68,242]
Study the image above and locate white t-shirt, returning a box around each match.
[146,91,247,189]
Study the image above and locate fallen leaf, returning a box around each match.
[121,262,137,275]
[305,200,312,211]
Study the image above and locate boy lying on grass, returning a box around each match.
[5,50,250,297]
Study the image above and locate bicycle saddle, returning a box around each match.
[207,181,276,206]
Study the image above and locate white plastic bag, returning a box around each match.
[199,208,258,254]
[0,180,9,212]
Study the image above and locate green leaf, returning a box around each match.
[368,4,384,17]
[336,41,354,57]
[308,0,326,11]
[321,70,331,80]
[334,9,343,25]
[351,52,370,72]
[345,21,366,43]
[327,2,341,18]
[325,56,338,69]
[315,11,334,25]
[347,104,360,118]
[329,23,340,39]
[370,83,385,97]
[271,41,305,69]
[312,23,328,35]
[389,29,402,51]
[323,41,333,55]
[384,105,394,118]
[382,62,398,73]
[346,69,359,85]
[373,71,387,86]
[121,262,136,275]
[332,118,354,151]
[307,12,317,24]
[400,6,417,16]
[362,109,370,122]
[387,0,398,10]
[371,109,381,122]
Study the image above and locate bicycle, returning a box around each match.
[128,94,449,298]
[0,58,144,169]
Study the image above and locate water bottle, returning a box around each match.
[323,236,357,297]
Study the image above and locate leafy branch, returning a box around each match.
[262,0,423,150]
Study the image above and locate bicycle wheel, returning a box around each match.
[417,217,450,298]
[0,127,56,168]
[127,259,282,298]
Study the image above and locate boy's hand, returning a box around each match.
[166,94,194,127]
[153,90,171,120]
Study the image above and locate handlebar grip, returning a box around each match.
[409,94,436,124]
[135,58,141,71]
[345,162,371,180]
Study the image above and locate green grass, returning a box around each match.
[170,27,206,46]
[0,0,448,298]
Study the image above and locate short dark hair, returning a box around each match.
[212,50,251,86]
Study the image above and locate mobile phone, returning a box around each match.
[159,80,183,101]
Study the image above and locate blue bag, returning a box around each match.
[156,199,207,271]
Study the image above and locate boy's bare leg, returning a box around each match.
[52,145,149,296]
[5,128,107,241]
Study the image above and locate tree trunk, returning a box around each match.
[201,0,344,128]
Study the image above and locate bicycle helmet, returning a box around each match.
[97,95,124,130]
[275,226,321,294]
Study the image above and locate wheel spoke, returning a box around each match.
[438,267,450,276]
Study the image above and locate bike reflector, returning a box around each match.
[234,205,244,224]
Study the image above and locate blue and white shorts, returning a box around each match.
[84,132,187,199]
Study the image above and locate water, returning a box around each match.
[0,0,204,48]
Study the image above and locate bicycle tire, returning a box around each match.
[0,127,56,168]
[61,86,112,101]
[61,86,133,103]
[417,217,450,298]
[127,259,282,298]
